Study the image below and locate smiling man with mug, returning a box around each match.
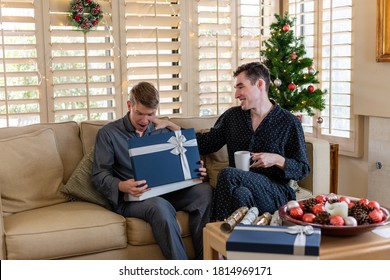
[196,62,310,221]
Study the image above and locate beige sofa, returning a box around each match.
[0,116,330,260]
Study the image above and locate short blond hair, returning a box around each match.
[129,82,160,109]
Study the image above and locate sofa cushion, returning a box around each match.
[0,121,83,183]
[0,128,68,215]
[126,211,190,246]
[169,116,218,132]
[203,148,228,187]
[61,147,112,210]
[3,201,127,259]
[80,120,109,155]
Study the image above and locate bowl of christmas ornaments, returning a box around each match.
[279,193,390,236]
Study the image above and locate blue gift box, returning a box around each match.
[126,128,202,201]
[227,224,321,260]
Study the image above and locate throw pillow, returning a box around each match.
[198,129,229,188]
[0,128,68,215]
[205,147,229,188]
[61,147,112,210]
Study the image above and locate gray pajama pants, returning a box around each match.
[116,183,212,260]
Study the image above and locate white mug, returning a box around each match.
[234,151,251,171]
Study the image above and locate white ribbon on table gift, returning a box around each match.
[128,130,197,180]
[286,225,314,256]
[233,225,316,256]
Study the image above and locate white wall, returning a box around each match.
[338,1,390,205]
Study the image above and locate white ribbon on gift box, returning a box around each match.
[128,130,197,180]
[233,225,317,256]
[286,225,314,256]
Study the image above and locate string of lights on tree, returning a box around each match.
[260,12,326,117]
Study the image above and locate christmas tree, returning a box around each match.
[260,12,326,116]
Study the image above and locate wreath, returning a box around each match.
[68,0,103,32]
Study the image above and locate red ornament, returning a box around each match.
[330,216,345,226]
[367,200,381,210]
[282,24,290,32]
[369,209,383,223]
[291,53,297,60]
[312,204,325,214]
[359,198,369,206]
[289,206,303,219]
[288,83,296,91]
[308,85,315,93]
[302,213,316,223]
[315,194,327,204]
[296,114,302,122]
[339,196,351,204]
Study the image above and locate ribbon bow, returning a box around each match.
[286,225,314,255]
[168,131,197,180]
[168,134,187,156]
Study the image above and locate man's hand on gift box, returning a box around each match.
[119,179,150,197]
[199,160,208,182]
[150,117,181,131]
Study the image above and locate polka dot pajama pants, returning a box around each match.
[211,167,296,221]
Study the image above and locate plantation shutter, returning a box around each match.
[45,0,120,122]
[0,0,42,127]
[286,0,317,134]
[287,0,361,155]
[196,0,234,116]
[239,0,274,64]
[196,0,275,116]
[319,0,358,155]
[124,0,182,116]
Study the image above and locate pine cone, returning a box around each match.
[314,211,331,225]
[354,209,371,225]
[349,202,371,225]
[303,198,316,213]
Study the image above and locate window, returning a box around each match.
[0,0,40,127]
[195,0,276,116]
[46,0,119,122]
[0,0,278,126]
[124,0,182,115]
[286,0,362,156]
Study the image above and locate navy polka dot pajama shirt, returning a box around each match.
[196,104,310,221]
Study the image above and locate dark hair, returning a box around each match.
[233,62,271,92]
[129,82,160,109]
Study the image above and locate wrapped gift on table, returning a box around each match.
[227,224,321,260]
[126,128,202,201]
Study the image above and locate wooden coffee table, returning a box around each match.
[203,222,390,260]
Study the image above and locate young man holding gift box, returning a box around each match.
[92,81,212,260]
[196,62,310,222]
